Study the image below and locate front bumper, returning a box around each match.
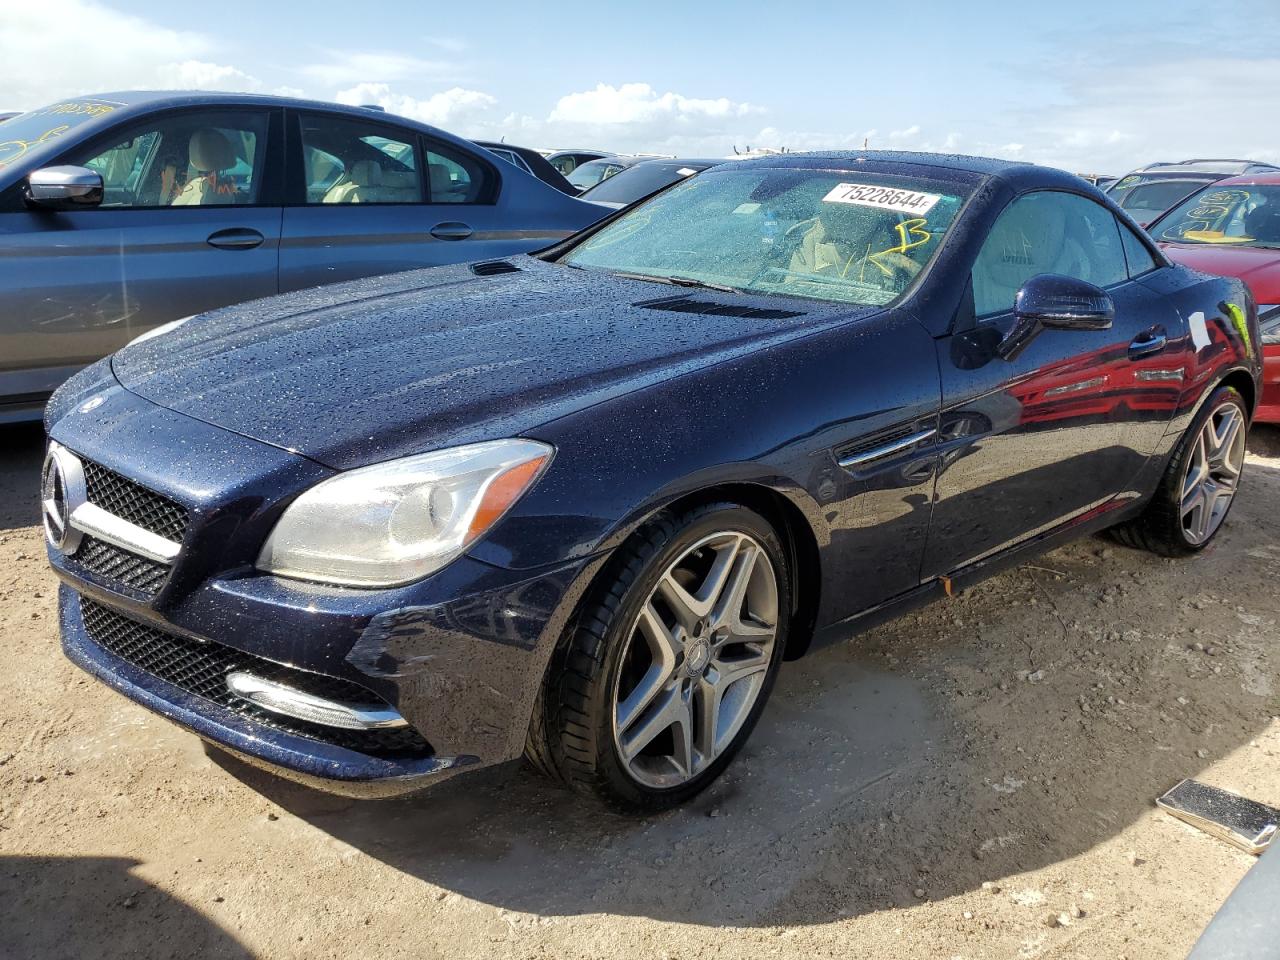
[61,587,469,796]
[48,375,606,796]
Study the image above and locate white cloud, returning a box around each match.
[1009,56,1280,173]
[549,83,758,127]
[335,82,497,127]
[0,1,195,107]
[301,51,457,87]
[156,60,261,92]
[0,1,261,108]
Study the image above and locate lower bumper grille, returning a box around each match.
[75,537,170,595]
[80,599,431,759]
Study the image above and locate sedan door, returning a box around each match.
[0,107,282,403]
[924,190,1180,576]
[279,111,586,293]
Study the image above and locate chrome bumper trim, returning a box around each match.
[225,671,409,731]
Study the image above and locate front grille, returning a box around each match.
[75,537,170,594]
[82,460,189,543]
[80,600,431,759]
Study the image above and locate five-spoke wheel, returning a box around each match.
[1180,401,1246,545]
[611,531,778,788]
[527,502,790,811]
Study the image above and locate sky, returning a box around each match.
[1,0,1277,175]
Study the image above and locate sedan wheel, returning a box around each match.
[611,531,778,789]
[1180,402,1246,545]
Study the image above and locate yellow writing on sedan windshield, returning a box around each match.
[0,125,70,167]
[0,100,120,167]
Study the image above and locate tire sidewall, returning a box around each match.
[593,504,791,809]
[1165,385,1248,552]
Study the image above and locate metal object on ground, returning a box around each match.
[1157,779,1278,855]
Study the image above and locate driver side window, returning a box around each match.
[71,112,269,208]
[972,191,1129,317]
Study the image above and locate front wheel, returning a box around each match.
[1111,385,1248,556]
[527,502,790,812]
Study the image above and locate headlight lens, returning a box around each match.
[257,439,552,587]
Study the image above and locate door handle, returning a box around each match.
[206,227,265,250]
[429,221,473,241]
[1128,329,1167,360]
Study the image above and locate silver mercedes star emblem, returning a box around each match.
[42,444,85,554]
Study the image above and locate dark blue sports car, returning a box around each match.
[44,152,1260,811]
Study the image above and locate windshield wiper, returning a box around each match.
[609,271,744,294]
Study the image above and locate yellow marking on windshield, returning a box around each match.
[0,125,71,167]
[866,218,932,277]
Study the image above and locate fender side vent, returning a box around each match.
[471,260,521,277]
[636,295,803,320]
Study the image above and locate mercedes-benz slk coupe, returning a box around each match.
[0,92,605,423]
[45,152,1260,812]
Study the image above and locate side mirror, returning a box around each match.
[997,274,1115,360]
[25,165,104,209]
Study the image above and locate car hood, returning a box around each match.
[1161,243,1280,304]
[113,258,855,470]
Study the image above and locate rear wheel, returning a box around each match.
[527,502,790,811]
[1111,385,1248,556]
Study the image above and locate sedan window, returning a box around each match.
[563,168,970,307]
[68,112,269,208]
[300,115,422,204]
[424,143,490,203]
[972,191,1128,317]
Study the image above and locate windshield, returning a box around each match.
[568,158,627,190]
[1107,175,1214,219]
[582,162,713,204]
[1153,183,1280,249]
[562,167,971,307]
[0,98,123,168]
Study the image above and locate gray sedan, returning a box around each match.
[0,92,606,422]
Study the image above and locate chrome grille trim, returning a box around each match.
[69,501,180,563]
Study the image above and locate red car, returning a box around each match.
[1149,173,1280,423]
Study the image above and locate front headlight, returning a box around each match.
[257,439,552,587]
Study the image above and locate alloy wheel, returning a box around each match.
[610,530,779,789]
[1181,401,1246,545]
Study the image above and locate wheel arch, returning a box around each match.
[571,477,826,664]
[1217,367,1257,417]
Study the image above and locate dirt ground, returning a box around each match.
[2,421,1278,960]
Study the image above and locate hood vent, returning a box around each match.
[636,295,804,320]
[470,260,521,277]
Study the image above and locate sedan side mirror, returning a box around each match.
[25,165,104,209]
[997,274,1115,360]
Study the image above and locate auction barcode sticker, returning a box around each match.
[821,183,942,215]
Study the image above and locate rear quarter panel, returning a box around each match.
[1137,266,1261,442]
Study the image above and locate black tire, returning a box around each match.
[1110,385,1248,557]
[526,501,791,812]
